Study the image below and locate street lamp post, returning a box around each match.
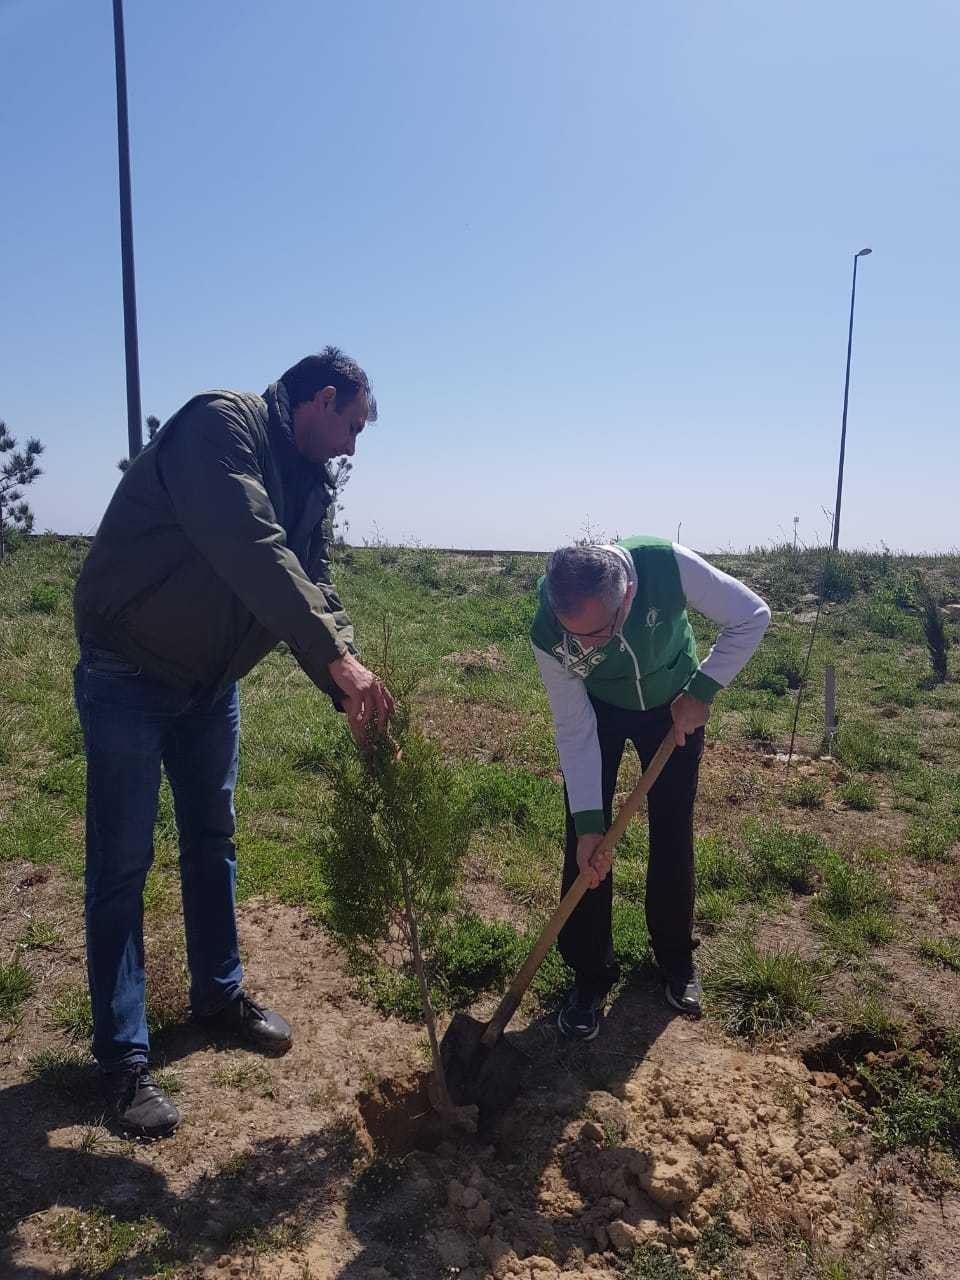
[824,247,872,749]
[112,0,143,463]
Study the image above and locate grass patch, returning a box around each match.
[839,778,877,811]
[784,777,826,809]
[0,956,34,1019]
[918,937,960,973]
[51,984,93,1038]
[695,1213,738,1268]
[743,708,775,745]
[704,935,822,1039]
[695,833,749,929]
[624,1244,688,1279]
[833,722,902,772]
[48,1208,170,1276]
[212,1059,275,1096]
[612,900,655,975]
[18,916,63,948]
[904,814,960,863]
[26,1045,94,1095]
[741,820,826,896]
[153,1067,183,1095]
[813,854,895,957]
[860,1035,960,1153]
[427,912,527,1007]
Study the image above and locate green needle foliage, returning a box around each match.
[915,573,950,684]
[321,700,472,1105]
[322,710,471,942]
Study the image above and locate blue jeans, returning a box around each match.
[74,645,243,1070]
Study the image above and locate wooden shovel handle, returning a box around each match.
[480,731,676,1047]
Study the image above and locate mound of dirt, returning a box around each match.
[401,1039,872,1279]
[443,645,508,676]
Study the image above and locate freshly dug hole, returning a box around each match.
[356,1070,447,1156]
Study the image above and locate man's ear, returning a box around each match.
[624,581,637,611]
[315,385,337,410]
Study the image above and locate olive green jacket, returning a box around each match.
[74,380,354,699]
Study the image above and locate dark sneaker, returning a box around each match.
[106,1065,180,1139]
[196,991,293,1054]
[557,987,603,1041]
[663,963,703,1017]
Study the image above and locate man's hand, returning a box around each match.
[329,654,395,747]
[670,691,709,746]
[577,833,612,889]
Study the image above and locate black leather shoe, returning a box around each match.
[663,962,703,1018]
[106,1066,180,1139]
[197,991,293,1054]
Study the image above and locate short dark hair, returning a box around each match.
[545,545,628,617]
[281,346,378,421]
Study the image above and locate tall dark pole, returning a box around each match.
[831,247,871,549]
[824,246,871,752]
[112,0,143,462]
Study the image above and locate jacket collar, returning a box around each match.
[264,380,335,490]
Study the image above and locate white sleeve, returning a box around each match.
[532,643,603,818]
[673,544,771,688]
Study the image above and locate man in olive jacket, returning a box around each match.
[73,346,393,1138]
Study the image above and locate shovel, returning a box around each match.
[440,730,676,1123]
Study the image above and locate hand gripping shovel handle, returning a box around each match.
[480,731,676,1048]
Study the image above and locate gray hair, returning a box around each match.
[545,546,628,618]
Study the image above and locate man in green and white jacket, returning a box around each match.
[531,537,770,1037]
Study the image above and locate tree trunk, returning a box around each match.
[398,856,453,1113]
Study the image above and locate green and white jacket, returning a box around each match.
[530,537,770,835]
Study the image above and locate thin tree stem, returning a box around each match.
[398,856,452,1111]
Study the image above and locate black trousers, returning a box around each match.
[559,698,704,998]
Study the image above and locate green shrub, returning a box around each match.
[840,778,877,811]
[27,583,59,613]
[319,707,474,1106]
[704,935,822,1039]
[428,913,527,1007]
[816,551,858,602]
[915,574,950,684]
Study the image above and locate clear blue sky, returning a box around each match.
[1,0,957,552]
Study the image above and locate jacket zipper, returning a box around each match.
[618,630,646,709]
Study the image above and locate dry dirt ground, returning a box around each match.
[3,807,960,1280]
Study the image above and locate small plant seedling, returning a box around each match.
[320,663,473,1123]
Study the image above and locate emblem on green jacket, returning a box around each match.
[552,637,608,677]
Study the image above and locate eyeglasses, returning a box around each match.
[562,603,622,642]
